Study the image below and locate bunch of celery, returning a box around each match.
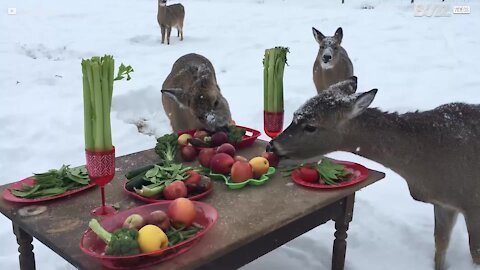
[263,47,289,113]
[82,55,133,150]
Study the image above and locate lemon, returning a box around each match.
[137,225,169,253]
[249,157,269,178]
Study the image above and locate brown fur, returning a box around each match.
[270,77,480,269]
[157,0,185,45]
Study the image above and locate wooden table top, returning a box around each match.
[0,140,385,270]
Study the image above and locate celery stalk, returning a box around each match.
[82,63,94,149]
[91,62,105,150]
[263,51,269,111]
[101,59,112,150]
[263,47,289,113]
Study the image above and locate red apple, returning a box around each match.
[163,181,188,200]
[181,145,197,162]
[234,155,248,162]
[211,131,228,147]
[216,143,236,157]
[198,148,216,168]
[193,130,209,140]
[167,198,196,228]
[210,153,235,174]
[230,161,253,183]
[299,167,319,183]
[261,151,280,167]
[184,170,201,192]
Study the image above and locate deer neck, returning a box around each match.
[158,4,167,22]
[341,108,418,176]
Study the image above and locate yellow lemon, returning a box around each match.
[249,157,269,178]
[137,225,168,253]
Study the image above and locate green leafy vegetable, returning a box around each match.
[132,163,192,198]
[82,55,133,151]
[263,47,289,113]
[154,133,179,164]
[281,159,351,185]
[227,126,246,143]
[88,219,140,256]
[10,165,90,199]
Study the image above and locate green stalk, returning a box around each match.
[91,62,105,150]
[263,51,269,111]
[101,58,112,150]
[267,49,276,112]
[82,62,94,149]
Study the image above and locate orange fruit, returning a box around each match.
[249,157,269,178]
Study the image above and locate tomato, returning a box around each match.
[299,166,319,183]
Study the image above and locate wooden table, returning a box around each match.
[0,140,385,270]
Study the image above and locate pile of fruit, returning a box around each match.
[89,198,201,256]
[125,164,212,200]
[179,126,246,149]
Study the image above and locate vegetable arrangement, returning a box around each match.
[154,133,179,164]
[88,198,202,256]
[263,47,289,113]
[82,55,133,151]
[283,159,353,185]
[183,126,246,149]
[10,165,90,199]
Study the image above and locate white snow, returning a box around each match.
[1,0,480,269]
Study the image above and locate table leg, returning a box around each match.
[13,222,36,270]
[331,194,355,270]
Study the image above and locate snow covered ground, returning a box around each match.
[1,0,479,269]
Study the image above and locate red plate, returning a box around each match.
[177,125,261,150]
[2,177,96,203]
[123,182,213,203]
[291,160,369,189]
[80,201,218,269]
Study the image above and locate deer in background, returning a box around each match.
[161,53,233,133]
[312,27,353,93]
[268,77,480,270]
[157,0,185,45]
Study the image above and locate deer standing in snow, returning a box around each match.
[312,27,354,93]
[157,0,185,45]
[267,77,480,270]
[161,53,233,133]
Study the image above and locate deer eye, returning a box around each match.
[304,124,317,133]
[320,45,325,50]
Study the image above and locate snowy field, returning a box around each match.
[1,0,479,269]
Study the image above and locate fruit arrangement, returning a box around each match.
[178,126,246,150]
[125,163,213,201]
[88,198,202,256]
[284,159,358,185]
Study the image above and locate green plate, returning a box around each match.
[200,167,276,190]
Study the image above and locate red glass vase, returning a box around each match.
[264,111,284,139]
[85,146,117,216]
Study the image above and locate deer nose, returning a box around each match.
[322,55,331,63]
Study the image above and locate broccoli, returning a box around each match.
[88,219,140,256]
[154,133,178,164]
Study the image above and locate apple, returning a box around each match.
[178,133,192,146]
[211,131,228,147]
[216,143,236,157]
[123,214,146,230]
[210,153,235,174]
[198,148,216,168]
[184,170,201,192]
[261,151,280,167]
[148,210,171,231]
[230,161,253,183]
[168,198,197,228]
[299,167,319,183]
[193,130,209,140]
[163,181,188,200]
[234,155,248,162]
[180,145,197,162]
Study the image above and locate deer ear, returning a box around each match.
[161,88,188,109]
[348,89,377,119]
[335,27,343,43]
[312,27,325,43]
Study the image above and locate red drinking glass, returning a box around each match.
[264,111,284,139]
[85,146,117,216]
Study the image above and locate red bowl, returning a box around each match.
[80,201,218,269]
[177,125,261,150]
[291,160,369,189]
[122,182,213,203]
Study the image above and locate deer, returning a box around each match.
[161,53,233,133]
[267,77,480,270]
[157,0,185,45]
[312,27,354,93]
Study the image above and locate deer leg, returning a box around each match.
[464,210,480,265]
[160,26,166,44]
[177,28,180,37]
[434,205,458,270]
[166,27,172,45]
[180,28,184,41]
